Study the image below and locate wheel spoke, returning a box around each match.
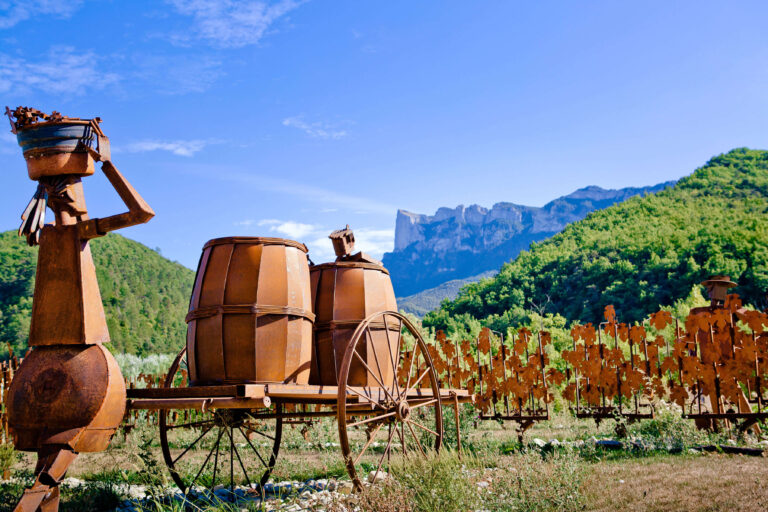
[347,410,396,428]
[353,350,397,403]
[383,313,403,400]
[166,419,215,431]
[345,386,388,410]
[238,426,269,468]
[407,419,439,437]
[410,398,439,410]
[399,421,406,455]
[353,421,386,465]
[373,421,398,481]
[366,328,391,400]
[404,345,422,392]
[230,426,234,492]
[173,423,215,465]
[243,414,276,440]
[406,420,427,457]
[404,368,431,398]
[226,426,252,488]
[188,427,223,492]
[212,428,221,489]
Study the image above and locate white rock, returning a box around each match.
[368,470,388,483]
[532,438,547,448]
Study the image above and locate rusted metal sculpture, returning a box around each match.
[125,227,470,493]
[5,107,154,512]
[186,237,314,386]
[427,327,556,442]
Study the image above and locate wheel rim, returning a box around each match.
[337,311,443,490]
[158,348,283,495]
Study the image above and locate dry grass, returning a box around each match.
[583,454,768,512]
[4,414,768,511]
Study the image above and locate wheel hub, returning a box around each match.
[396,401,411,421]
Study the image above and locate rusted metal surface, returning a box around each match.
[8,345,125,452]
[310,228,398,386]
[6,106,109,181]
[6,107,153,512]
[157,347,283,493]
[338,311,444,491]
[186,237,315,386]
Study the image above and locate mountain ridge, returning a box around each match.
[423,148,768,335]
[385,181,676,297]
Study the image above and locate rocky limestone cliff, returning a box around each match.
[384,181,676,297]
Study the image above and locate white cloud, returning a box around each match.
[183,166,396,215]
[0,46,120,95]
[0,0,83,29]
[258,219,319,239]
[132,55,224,95]
[282,116,347,140]
[232,219,393,261]
[352,228,394,257]
[306,227,393,261]
[166,0,304,48]
[120,139,217,157]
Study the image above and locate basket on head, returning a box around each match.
[7,106,109,180]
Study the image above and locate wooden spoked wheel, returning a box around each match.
[158,348,283,494]
[337,311,443,490]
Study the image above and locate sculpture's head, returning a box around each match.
[7,107,109,243]
[701,275,738,303]
[41,175,88,219]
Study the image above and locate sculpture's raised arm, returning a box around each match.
[78,156,155,240]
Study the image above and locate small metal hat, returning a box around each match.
[700,275,738,288]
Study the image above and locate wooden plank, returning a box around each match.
[264,383,472,402]
[127,385,240,399]
[265,384,338,399]
[127,395,270,411]
[127,384,266,399]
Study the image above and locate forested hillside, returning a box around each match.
[0,231,194,357]
[424,148,768,335]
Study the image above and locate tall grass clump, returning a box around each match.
[628,405,726,450]
[485,451,584,512]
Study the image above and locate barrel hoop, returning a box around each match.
[186,304,315,323]
[310,261,389,274]
[314,319,401,331]
[203,237,308,253]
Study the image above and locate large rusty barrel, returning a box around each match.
[186,237,315,385]
[7,344,126,452]
[310,259,399,386]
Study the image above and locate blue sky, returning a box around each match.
[1,1,766,268]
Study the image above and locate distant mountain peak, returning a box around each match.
[385,180,676,298]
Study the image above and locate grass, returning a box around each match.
[0,409,765,511]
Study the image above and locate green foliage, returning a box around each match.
[425,148,768,334]
[0,231,194,357]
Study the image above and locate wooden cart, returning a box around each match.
[127,311,472,492]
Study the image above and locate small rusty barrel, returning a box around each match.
[186,237,314,385]
[310,260,399,386]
